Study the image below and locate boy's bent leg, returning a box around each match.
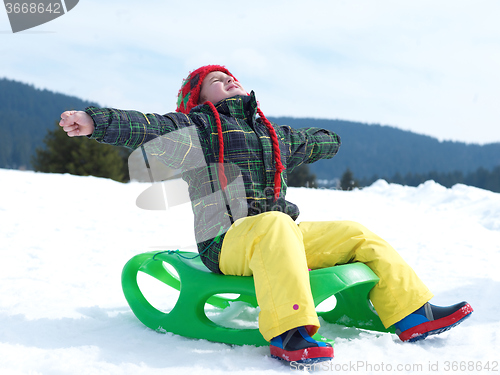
[299,220,433,329]
[219,212,320,341]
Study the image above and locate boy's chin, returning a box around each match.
[223,93,248,101]
[227,88,248,96]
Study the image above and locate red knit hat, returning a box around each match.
[176,65,237,114]
[176,65,284,200]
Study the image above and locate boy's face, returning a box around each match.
[199,71,247,105]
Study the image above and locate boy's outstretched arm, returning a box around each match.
[59,106,185,151]
[59,110,95,137]
[283,125,341,172]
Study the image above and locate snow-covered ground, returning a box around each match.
[1,168,499,374]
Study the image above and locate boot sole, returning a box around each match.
[270,345,334,363]
[399,303,473,342]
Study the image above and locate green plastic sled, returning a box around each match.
[121,250,393,347]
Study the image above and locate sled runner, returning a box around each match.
[121,250,394,346]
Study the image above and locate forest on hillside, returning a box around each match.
[268,117,500,181]
[0,78,97,169]
[2,78,500,193]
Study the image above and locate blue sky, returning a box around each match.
[1,0,499,144]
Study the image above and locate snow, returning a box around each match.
[1,168,499,374]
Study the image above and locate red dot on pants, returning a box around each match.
[293,304,299,310]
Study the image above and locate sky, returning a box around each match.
[1,0,499,145]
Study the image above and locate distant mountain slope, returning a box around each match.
[268,117,500,180]
[1,78,499,179]
[0,78,98,169]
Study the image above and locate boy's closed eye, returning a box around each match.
[199,71,247,105]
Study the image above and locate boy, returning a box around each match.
[60,65,472,364]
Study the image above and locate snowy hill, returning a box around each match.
[1,169,499,374]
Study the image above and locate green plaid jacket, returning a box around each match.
[86,92,341,273]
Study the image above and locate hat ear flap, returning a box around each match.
[189,74,200,90]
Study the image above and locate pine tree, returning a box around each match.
[32,123,128,182]
[287,164,317,187]
[340,168,359,190]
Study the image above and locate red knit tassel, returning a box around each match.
[257,108,284,200]
[273,171,282,200]
[205,101,228,191]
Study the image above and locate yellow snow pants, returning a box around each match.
[219,211,433,342]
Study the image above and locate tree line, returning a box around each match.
[31,124,500,194]
[0,78,97,169]
[358,167,500,193]
[3,78,499,192]
[267,117,500,182]
[330,167,500,193]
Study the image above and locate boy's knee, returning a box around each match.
[254,211,301,236]
[259,211,295,225]
[339,220,371,236]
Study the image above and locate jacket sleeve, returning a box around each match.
[85,106,187,149]
[280,125,341,172]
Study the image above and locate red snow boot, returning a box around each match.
[395,301,473,342]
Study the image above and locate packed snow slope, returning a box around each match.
[1,168,499,374]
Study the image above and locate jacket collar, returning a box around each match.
[194,91,258,120]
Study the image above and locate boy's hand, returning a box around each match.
[59,110,95,137]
